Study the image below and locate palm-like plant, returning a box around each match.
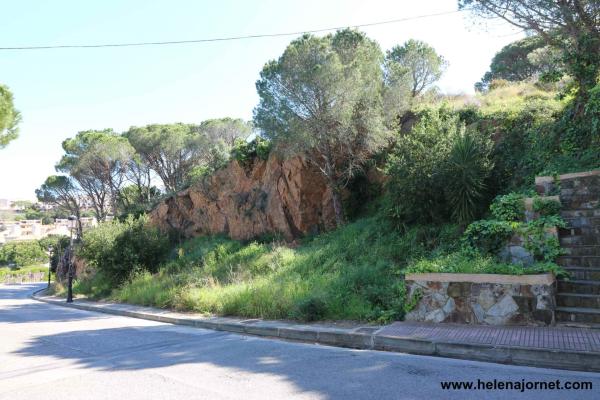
[446,131,493,226]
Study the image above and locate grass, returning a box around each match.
[0,264,48,281]
[405,251,567,277]
[69,217,462,323]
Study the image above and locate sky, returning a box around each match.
[0,0,524,200]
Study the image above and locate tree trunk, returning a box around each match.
[330,185,346,227]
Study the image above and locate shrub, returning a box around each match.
[445,132,493,225]
[462,219,515,255]
[293,294,328,321]
[490,192,524,221]
[386,106,493,225]
[532,197,561,216]
[0,241,47,266]
[231,136,272,166]
[77,215,171,285]
[405,251,566,277]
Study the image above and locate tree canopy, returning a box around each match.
[35,175,84,236]
[460,0,600,103]
[56,129,135,220]
[254,29,389,225]
[475,35,563,90]
[0,84,21,149]
[385,39,447,98]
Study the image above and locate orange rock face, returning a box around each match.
[150,155,337,240]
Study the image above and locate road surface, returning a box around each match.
[1,283,599,399]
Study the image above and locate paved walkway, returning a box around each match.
[379,322,600,353]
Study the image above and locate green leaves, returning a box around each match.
[490,192,525,222]
[0,84,20,149]
[446,132,493,225]
[385,106,493,225]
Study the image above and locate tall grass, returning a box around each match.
[75,216,460,322]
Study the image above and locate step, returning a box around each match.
[559,226,600,237]
[556,292,600,308]
[559,195,600,210]
[563,267,600,280]
[561,209,600,218]
[563,217,600,228]
[560,235,600,246]
[562,245,600,257]
[556,322,600,329]
[557,256,600,268]
[555,306,600,324]
[557,280,600,295]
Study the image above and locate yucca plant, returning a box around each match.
[445,130,493,227]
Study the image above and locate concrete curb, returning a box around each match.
[32,290,600,373]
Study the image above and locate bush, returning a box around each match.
[445,132,493,225]
[385,106,493,225]
[462,219,515,255]
[77,215,171,285]
[532,197,561,216]
[406,251,566,277]
[490,192,524,221]
[231,136,272,166]
[0,241,47,266]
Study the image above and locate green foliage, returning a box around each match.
[0,265,48,281]
[0,241,47,267]
[475,36,562,91]
[464,190,566,264]
[57,129,135,221]
[231,136,272,166]
[71,216,464,322]
[462,219,515,255]
[445,132,493,225]
[77,215,171,285]
[532,197,561,216]
[406,251,566,277]
[0,84,20,149]
[254,29,389,226]
[386,106,493,225]
[490,193,524,222]
[386,39,447,97]
[461,0,600,109]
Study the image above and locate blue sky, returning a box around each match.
[0,0,523,200]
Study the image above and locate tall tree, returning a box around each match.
[125,123,210,193]
[194,118,252,171]
[385,39,447,98]
[0,84,21,149]
[56,130,134,221]
[460,0,600,106]
[475,35,559,90]
[36,175,84,236]
[254,29,389,226]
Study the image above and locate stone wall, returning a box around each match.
[405,273,555,326]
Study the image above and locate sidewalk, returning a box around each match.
[33,291,600,373]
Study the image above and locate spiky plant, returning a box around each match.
[445,131,493,226]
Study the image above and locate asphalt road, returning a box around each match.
[1,284,599,400]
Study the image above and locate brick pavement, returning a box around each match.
[378,321,600,352]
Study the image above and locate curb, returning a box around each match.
[31,291,600,373]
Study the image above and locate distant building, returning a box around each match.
[0,217,98,244]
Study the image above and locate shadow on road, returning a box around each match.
[12,325,437,399]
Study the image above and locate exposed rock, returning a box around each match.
[150,155,337,240]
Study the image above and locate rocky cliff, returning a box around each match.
[150,155,337,240]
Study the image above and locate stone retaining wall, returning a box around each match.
[405,273,555,326]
